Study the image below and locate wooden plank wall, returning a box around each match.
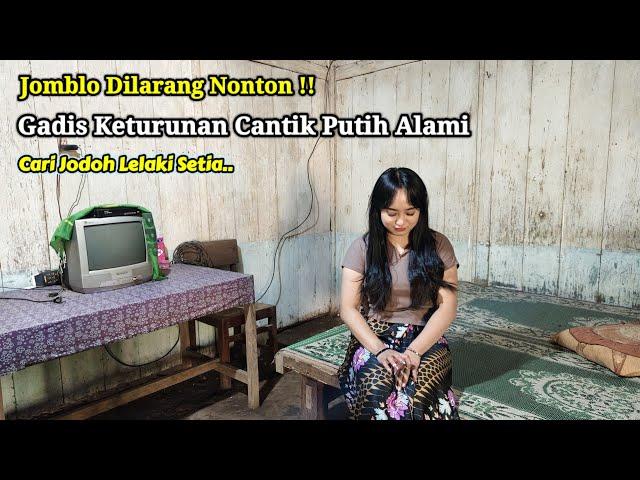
[1,59,638,418]
[334,60,640,311]
[0,60,332,418]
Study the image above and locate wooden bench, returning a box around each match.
[275,323,467,420]
[275,325,349,419]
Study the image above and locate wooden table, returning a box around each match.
[0,263,259,419]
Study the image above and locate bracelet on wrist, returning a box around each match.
[375,346,391,358]
[406,347,421,358]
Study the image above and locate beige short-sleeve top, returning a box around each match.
[341,231,458,326]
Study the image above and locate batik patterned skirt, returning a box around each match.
[337,319,460,420]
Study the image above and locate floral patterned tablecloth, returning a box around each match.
[0,263,254,376]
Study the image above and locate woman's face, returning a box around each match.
[380,189,420,237]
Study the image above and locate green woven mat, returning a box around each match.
[284,296,640,420]
[285,324,351,366]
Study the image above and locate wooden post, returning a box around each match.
[216,320,232,390]
[243,303,260,409]
[269,310,278,365]
[300,376,327,420]
[0,381,5,420]
[179,320,197,367]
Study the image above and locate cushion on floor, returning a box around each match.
[552,323,640,377]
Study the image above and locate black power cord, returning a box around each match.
[0,293,63,303]
[172,241,215,267]
[85,61,335,368]
[169,62,335,307]
[255,60,335,305]
[102,234,183,367]
[103,333,180,368]
[104,240,222,370]
[257,133,323,304]
[0,278,64,303]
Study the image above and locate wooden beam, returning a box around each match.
[328,61,338,316]
[275,349,285,376]
[307,60,332,68]
[335,60,421,81]
[0,382,4,420]
[277,350,340,388]
[228,326,271,343]
[179,320,197,367]
[183,351,250,384]
[216,319,233,391]
[209,360,248,384]
[244,303,260,409]
[47,349,254,420]
[53,358,221,420]
[300,376,327,420]
[332,60,358,67]
[251,60,328,78]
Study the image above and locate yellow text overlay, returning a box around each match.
[17,154,234,174]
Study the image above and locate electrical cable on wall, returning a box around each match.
[170,61,334,307]
[255,60,335,305]
[26,61,336,368]
[134,62,336,369]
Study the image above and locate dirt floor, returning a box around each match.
[93,315,346,420]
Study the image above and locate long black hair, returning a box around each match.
[361,167,457,314]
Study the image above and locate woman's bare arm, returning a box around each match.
[340,267,387,354]
[405,265,459,355]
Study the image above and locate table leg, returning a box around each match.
[216,320,232,390]
[0,381,4,420]
[179,320,197,367]
[243,303,260,409]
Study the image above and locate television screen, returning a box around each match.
[84,221,147,271]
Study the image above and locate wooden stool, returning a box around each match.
[174,239,278,390]
[201,303,278,389]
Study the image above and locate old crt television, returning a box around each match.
[63,216,153,293]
